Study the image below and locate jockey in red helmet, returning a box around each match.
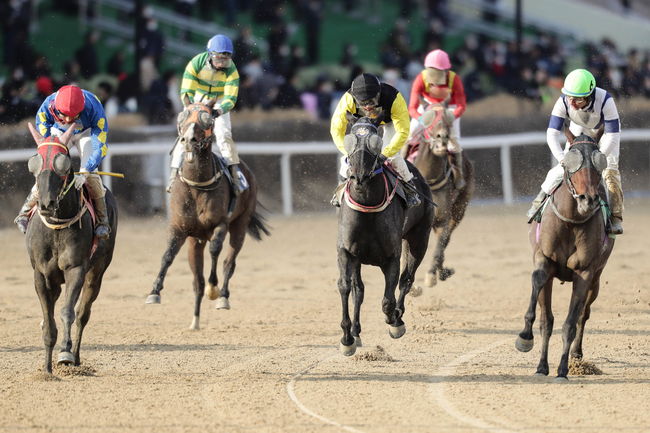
[407,49,467,189]
[15,85,112,239]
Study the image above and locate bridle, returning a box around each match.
[177,103,221,189]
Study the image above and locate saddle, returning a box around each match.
[332,162,410,208]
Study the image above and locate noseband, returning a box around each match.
[178,104,214,150]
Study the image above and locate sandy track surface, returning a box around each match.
[1,200,649,433]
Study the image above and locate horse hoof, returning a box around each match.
[425,272,437,287]
[339,341,356,356]
[145,294,161,304]
[388,324,406,339]
[205,284,219,301]
[354,336,362,348]
[189,316,200,330]
[515,336,534,352]
[554,376,569,383]
[57,352,75,365]
[215,297,230,310]
[439,268,455,281]
[409,285,423,297]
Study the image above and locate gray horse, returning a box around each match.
[24,123,118,373]
[337,116,434,356]
[516,133,615,381]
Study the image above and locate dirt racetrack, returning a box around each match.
[1,200,649,433]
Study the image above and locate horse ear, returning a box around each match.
[182,94,191,106]
[58,124,75,146]
[372,113,384,126]
[564,126,576,144]
[27,122,44,145]
[206,98,217,108]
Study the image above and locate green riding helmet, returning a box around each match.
[561,69,596,97]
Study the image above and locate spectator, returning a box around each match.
[75,31,100,79]
[96,81,119,119]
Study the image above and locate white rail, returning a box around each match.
[2,129,649,215]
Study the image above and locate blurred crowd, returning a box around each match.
[2,0,650,126]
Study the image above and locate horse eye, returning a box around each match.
[198,111,213,129]
[53,153,71,176]
[28,154,43,175]
[591,150,607,172]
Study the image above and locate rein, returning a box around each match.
[548,169,600,225]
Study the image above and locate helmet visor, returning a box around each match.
[354,94,380,108]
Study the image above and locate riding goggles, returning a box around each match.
[354,94,380,107]
[209,51,232,59]
[49,103,80,124]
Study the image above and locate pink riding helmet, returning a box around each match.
[424,49,451,69]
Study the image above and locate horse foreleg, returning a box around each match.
[351,266,364,348]
[434,218,458,282]
[206,224,227,301]
[337,249,357,355]
[571,274,601,360]
[557,273,590,380]
[516,257,553,354]
[216,218,248,310]
[535,279,554,376]
[381,257,404,339]
[187,237,207,330]
[59,266,86,365]
[34,271,59,373]
[72,268,104,366]
[148,231,187,304]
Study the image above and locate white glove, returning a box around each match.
[74,171,88,189]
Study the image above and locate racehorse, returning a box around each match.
[337,116,434,356]
[408,104,473,286]
[146,99,270,330]
[25,123,118,373]
[515,133,615,381]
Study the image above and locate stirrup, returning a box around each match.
[14,215,29,234]
[95,224,111,240]
[330,194,341,208]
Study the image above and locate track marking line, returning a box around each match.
[287,350,366,433]
[429,338,515,433]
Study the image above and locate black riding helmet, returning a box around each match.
[350,73,381,104]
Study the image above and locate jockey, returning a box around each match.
[407,49,467,188]
[14,85,111,239]
[330,73,421,207]
[527,68,624,235]
[168,34,245,194]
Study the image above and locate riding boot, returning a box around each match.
[404,179,421,208]
[166,168,178,193]
[450,151,466,189]
[604,168,624,235]
[527,189,548,222]
[92,196,111,240]
[14,189,38,234]
[229,164,246,196]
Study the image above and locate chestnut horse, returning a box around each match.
[515,133,615,381]
[24,123,118,373]
[146,100,270,330]
[409,104,474,286]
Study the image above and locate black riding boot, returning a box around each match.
[14,190,38,234]
[405,179,421,208]
[93,197,111,240]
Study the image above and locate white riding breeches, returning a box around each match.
[171,111,238,169]
[338,122,414,181]
[541,141,621,194]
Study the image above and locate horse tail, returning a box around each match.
[247,207,271,241]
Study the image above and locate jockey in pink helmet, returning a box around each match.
[407,49,467,188]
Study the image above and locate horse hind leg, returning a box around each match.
[72,270,103,365]
[571,277,600,360]
[58,266,86,366]
[426,219,458,287]
[535,279,554,376]
[381,257,404,339]
[398,224,431,320]
[206,224,227,301]
[216,216,249,310]
[556,275,590,381]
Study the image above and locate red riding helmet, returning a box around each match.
[54,85,86,118]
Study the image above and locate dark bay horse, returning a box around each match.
[24,123,118,373]
[337,116,434,356]
[516,134,614,381]
[146,99,270,330]
[409,104,474,286]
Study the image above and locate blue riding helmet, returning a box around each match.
[207,34,233,54]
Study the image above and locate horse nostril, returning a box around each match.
[578,194,586,200]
